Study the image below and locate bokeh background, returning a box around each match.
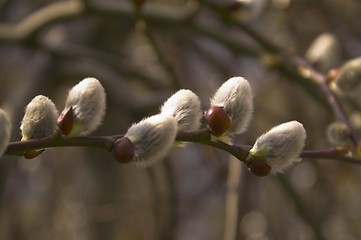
[1,0,361,239]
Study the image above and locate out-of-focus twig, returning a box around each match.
[132,0,181,88]
[295,58,361,147]
[142,28,181,88]
[197,0,279,53]
[277,175,326,240]
[0,1,85,43]
[0,0,191,43]
[43,41,166,90]
[301,149,361,164]
[223,158,242,240]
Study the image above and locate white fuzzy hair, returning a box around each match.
[250,121,306,174]
[125,114,177,167]
[65,77,106,136]
[160,89,201,132]
[211,77,254,137]
[21,95,58,140]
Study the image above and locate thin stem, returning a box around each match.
[5,135,121,156]
[277,175,326,240]
[0,1,198,43]
[143,28,181,88]
[296,58,361,147]
[176,130,250,161]
[187,22,258,57]
[0,1,85,43]
[198,0,279,53]
[301,148,361,164]
[5,129,361,165]
[223,158,242,240]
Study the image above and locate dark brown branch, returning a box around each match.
[5,134,122,156]
[4,129,361,165]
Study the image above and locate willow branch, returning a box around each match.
[296,58,361,147]
[176,130,250,161]
[301,148,361,164]
[4,129,361,165]
[5,134,121,156]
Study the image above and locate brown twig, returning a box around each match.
[5,134,121,156]
[295,57,361,147]
[4,129,361,165]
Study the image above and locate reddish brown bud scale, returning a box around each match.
[248,158,271,177]
[112,137,135,164]
[327,68,339,82]
[205,106,231,137]
[57,107,74,136]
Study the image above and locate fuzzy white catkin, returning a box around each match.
[211,76,254,136]
[160,89,201,132]
[326,122,350,146]
[20,95,58,140]
[64,77,106,136]
[125,114,177,167]
[333,57,361,97]
[250,121,306,174]
[0,109,12,157]
[305,32,341,72]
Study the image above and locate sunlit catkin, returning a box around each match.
[160,89,201,132]
[119,114,177,167]
[60,77,106,137]
[21,95,58,140]
[248,121,306,175]
[207,76,254,138]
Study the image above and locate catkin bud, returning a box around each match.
[207,76,253,138]
[333,57,361,96]
[0,109,12,157]
[59,77,106,137]
[305,32,341,72]
[160,89,202,132]
[117,114,177,167]
[350,111,361,129]
[247,121,306,175]
[326,122,350,146]
[21,95,58,140]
